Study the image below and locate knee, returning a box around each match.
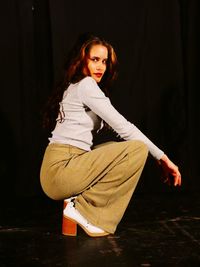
[137,140,148,154]
[124,140,148,177]
[128,140,148,161]
[139,141,148,161]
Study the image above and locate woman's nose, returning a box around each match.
[96,62,104,70]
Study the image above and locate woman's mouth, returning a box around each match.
[94,73,103,78]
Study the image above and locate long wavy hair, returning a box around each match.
[42,33,118,131]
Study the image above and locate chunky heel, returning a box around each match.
[62,215,77,236]
[62,200,77,236]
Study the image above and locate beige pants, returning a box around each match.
[40,140,148,233]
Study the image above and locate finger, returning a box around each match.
[177,171,182,186]
[174,176,179,186]
[174,174,181,186]
[178,175,182,186]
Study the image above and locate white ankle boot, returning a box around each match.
[63,201,109,237]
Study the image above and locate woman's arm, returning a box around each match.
[79,77,182,187]
[78,77,164,160]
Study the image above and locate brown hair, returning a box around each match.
[42,33,118,131]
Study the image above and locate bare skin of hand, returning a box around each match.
[157,154,182,186]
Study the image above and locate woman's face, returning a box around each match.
[84,44,108,83]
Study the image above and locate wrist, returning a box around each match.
[160,154,168,162]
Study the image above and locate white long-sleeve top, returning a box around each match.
[49,76,164,160]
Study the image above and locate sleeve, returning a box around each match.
[78,77,164,160]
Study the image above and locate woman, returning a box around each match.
[40,33,181,237]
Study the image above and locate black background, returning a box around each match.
[0,0,199,200]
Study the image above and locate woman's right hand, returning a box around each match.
[157,154,182,187]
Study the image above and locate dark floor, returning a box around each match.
[0,192,200,267]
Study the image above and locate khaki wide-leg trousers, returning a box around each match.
[40,140,148,233]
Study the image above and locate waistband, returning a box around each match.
[48,143,87,155]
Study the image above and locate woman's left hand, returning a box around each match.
[157,154,182,186]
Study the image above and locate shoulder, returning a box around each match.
[78,76,97,87]
[77,77,105,101]
[77,76,101,94]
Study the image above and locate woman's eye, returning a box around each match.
[90,57,107,64]
[91,58,98,62]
